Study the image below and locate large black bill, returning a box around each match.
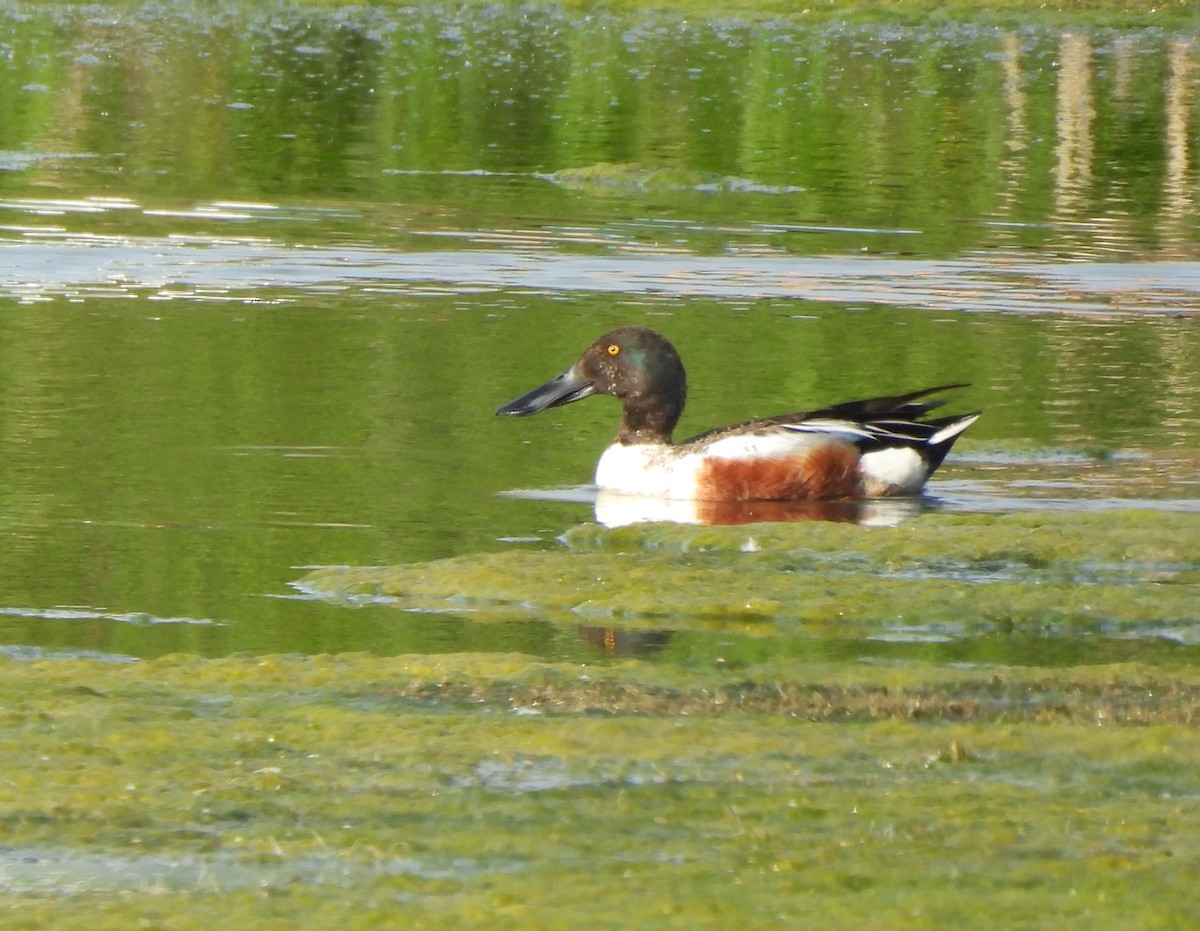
[496,365,596,416]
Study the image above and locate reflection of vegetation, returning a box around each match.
[0,7,1196,255]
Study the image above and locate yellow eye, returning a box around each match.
[607,344,620,356]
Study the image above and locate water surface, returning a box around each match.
[0,3,1197,664]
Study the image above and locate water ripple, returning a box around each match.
[0,606,219,626]
[2,234,1197,314]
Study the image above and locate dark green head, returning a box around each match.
[496,327,688,444]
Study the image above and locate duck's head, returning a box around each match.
[496,326,687,443]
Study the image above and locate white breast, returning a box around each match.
[595,443,702,498]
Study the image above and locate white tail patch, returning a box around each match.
[859,446,927,496]
[929,412,981,447]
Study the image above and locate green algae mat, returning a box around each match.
[4,653,1200,928]
[303,510,1200,643]
[4,509,1199,929]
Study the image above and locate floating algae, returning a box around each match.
[299,510,1200,643]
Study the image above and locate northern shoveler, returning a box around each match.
[496,326,980,502]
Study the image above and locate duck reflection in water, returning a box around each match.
[576,625,674,658]
[592,489,929,527]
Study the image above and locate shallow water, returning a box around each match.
[0,3,1198,667]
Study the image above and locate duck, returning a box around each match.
[496,326,980,502]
